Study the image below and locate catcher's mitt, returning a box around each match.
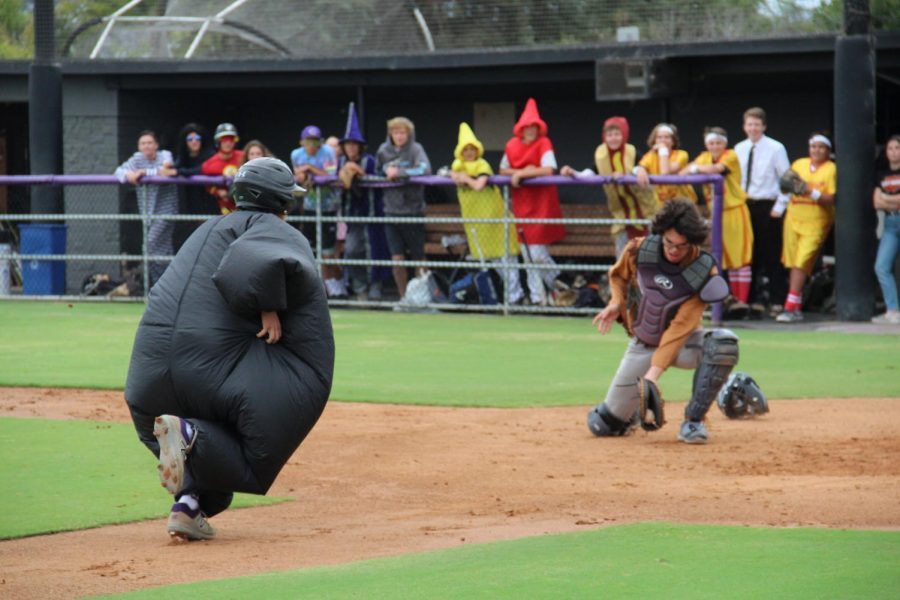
[637,377,665,432]
[779,169,807,195]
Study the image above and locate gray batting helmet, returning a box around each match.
[231,157,304,212]
[717,372,769,419]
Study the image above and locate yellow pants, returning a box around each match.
[782,214,833,275]
[721,204,753,270]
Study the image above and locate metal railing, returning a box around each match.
[0,173,725,319]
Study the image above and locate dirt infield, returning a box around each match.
[2,387,899,598]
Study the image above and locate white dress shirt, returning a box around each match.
[734,134,791,209]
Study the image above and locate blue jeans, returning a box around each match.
[875,212,900,312]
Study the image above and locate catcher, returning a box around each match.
[587,199,767,444]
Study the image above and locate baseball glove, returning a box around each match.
[779,170,807,195]
[637,377,665,432]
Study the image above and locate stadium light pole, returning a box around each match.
[834,0,876,321]
[28,0,64,215]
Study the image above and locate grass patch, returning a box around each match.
[0,301,897,406]
[108,522,900,599]
[0,418,284,539]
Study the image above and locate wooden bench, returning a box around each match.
[424,202,617,261]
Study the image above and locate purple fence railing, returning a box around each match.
[0,173,725,320]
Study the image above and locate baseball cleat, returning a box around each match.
[677,420,709,444]
[153,415,195,495]
[167,503,216,542]
[775,310,803,323]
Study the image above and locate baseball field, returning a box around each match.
[1,300,898,598]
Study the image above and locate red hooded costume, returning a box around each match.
[503,98,565,245]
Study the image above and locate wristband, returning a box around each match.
[657,146,670,158]
[689,165,699,175]
[632,166,642,176]
[810,189,822,201]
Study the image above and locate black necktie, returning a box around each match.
[744,145,754,191]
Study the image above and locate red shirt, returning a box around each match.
[202,150,244,214]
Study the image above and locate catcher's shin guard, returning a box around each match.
[587,404,635,437]
[684,329,739,422]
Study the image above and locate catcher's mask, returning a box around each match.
[232,157,305,213]
[716,372,769,419]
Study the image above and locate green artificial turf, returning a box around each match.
[108,522,900,599]
[0,418,284,539]
[0,301,897,406]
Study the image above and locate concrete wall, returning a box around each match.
[62,77,120,292]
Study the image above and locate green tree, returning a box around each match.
[0,0,31,58]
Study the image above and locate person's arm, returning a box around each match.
[115,156,145,185]
[634,153,653,187]
[806,188,836,206]
[397,145,431,177]
[560,165,594,177]
[506,164,554,187]
[257,311,282,344]
[302,164,330,177]
[873,187,900,210]
[469,174,489,192]
[339,160,364,189]
[592,240,639,334]
[498,153,513,176]
[157,150,177,177]
[648,295,706,374]
[773,144,792,209]
[176,158,203,177]
[656,146,672,175]
[803,167,836,206]
[681,161,725,176]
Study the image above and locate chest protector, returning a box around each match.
[632,235,715,347]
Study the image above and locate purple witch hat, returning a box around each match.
[340,102,366,145]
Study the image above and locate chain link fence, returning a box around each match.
[0,174,725,317]
[55,0,893,61]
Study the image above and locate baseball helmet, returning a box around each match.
[716,372,769,419]
[214,122,239,142]
[300,125,322,141]
[231,157,304,212]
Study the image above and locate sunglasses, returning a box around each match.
[662,237,691,251]
[186,134,202,141]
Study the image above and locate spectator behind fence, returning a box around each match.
[114,129,178,287]
[635,123,698,207]
[872,135,900,324]
[173,123,215,250]
[240,140,274,164]
[681,127,754,315]
[734,107,791,313]
[338,103,392,301]
[201,123,243,214]
[773,132,837,323]
[375,116,432,298]
[561,116,657,257]
[451,122,524,303]
[500,98,565,305]
[291,125,346,298]
[326,135,343,160]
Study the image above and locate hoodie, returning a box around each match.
[375,124,432,215]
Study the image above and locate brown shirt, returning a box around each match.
[608,237,711,369]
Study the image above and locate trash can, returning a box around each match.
[19,224,67,295]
